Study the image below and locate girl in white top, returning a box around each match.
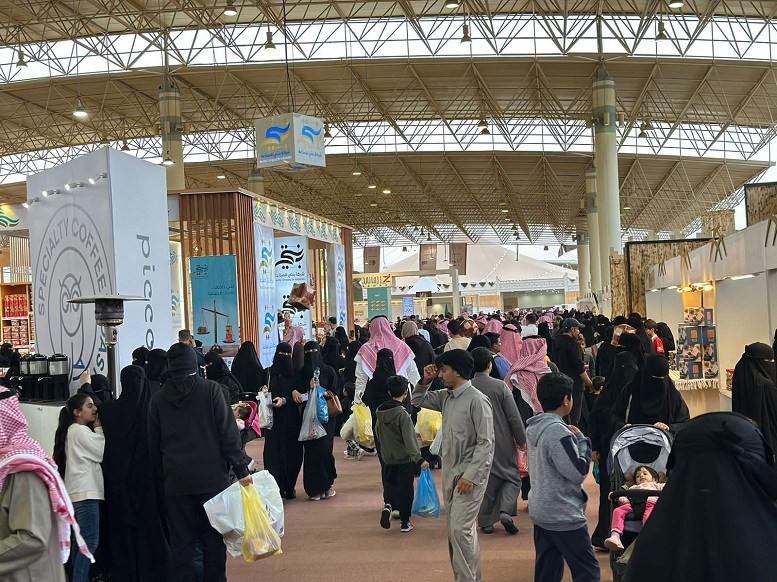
[53,379,105,582]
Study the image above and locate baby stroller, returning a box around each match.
[606,424,673,582]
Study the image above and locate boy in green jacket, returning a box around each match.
[375,376,429,533]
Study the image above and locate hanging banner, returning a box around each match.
[419,244,438,270]
[28,148,173,392]
[252,200,342,245]
[403,297,414,317]
[364,246,381,273]
[367,287,391,319]
[274,236,311,340]
[170,241,184,336]
[449,243,468,276]
[190,255,240,352]
[330,243,348,327]
[255,112,326,171]
[255,223,277,367]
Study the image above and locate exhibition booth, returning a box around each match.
[643,218,777,415]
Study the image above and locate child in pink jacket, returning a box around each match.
[605,465,665,551]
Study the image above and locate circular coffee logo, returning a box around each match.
[33,203,113,382]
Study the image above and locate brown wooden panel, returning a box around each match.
[233,193,258,347]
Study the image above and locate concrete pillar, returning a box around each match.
[159,75,185,190]
[593,68,621,288]
[586,168,602,293]
[576,228,590,295]
[248,168,265,196]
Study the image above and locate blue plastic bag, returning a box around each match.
[412,468,440,519]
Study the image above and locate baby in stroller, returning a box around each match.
[604,465,665,551]
[231,401,261,474]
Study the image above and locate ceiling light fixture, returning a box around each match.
[161,156,175,166]
[382,188,391,194]
[16,50,27,68]
[638,129,648,139]
[478,119,488,128]
[73,97,88,118]
[64,182,84,191]
[461,23,471,43]
[41,189,60,197]
[121,140,130,151]
[656,21,669,42]
[402,246,408,252]
[223,0,238,16]
[481,127,490,135]
[368,184,377,189]
[23,197,39,209]
[265,29,277,51]
[445,1,461,8]
[370,202,378,207]
[623,202,632,211]
[352,170,362,176]
[88,173,107,185]
[324,123,332,139]
[216,174,226,179]
[500,208,508,213]
[668,0,684,8]
[426,232,432,242]
[543,245,549,251]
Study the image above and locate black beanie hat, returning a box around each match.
[167,343,199,378]
[436,349,474,379]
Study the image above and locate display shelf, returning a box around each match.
[0,282,34,352]
[2,316,28,320]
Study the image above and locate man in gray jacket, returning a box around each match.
[526,373,599,582]
[469,347,526,535]
[413,349,494,582]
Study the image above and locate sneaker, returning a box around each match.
[324,487,336,499]
[400,521,414,533]
[308,494,321,501]
[380,504,392,529]
[343,452,354,460]
[356,448,365,461]
[391,510,400,520]
[604,535,624,551]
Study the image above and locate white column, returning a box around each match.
[159,75,185,190]
[576,228,590,296]
[248,168,265,196]
[593,71,621,288]
[586,168,602,292]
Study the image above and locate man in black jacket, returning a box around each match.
[149,343,251,582]
[551,318,594,426]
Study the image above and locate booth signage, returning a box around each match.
[367,287,391,319]
[419,244,437,270]
[170,241,184,335]
[360,274,393,288]
[363,246,381,273]
[403,297,414,317]
[253,200,342,245]
[27,148,173,390]
[190,255,240,350]
[255,223,278,367]
[449,243,468,276]
[332,244,348,327]
[255,113,326,171]
[274,236,311,340]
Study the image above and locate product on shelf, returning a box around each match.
[676,313,717,380]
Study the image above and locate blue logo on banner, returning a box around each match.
[263,311,275,335]
[300,124,322,145]
[264,123,291,144]
[271,208,285,228]
[192,264,208,277]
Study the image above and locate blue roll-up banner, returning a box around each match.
[190,255,240,352]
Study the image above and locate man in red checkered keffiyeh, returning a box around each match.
[0,387,93,564]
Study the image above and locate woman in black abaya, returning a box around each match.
[611,354,690,434]
[294,341,339,500]
[263,343,303,500]
[321,337,346,391]
[624,412,777,582]
[589,332,645,548]
[732,342,777,463]
[231,340,265,394]
[99,365,169,581]
[144,348,168,394]
[335,326,350,351]
[655,322,676,352]
[204,351,243,403]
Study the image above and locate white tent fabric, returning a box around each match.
[383,245,577,287]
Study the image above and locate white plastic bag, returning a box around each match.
[257,393,274,430]
[429,424,443,456]
[298,390,327,441]
[339,413,357,441]
[203,470,285,559]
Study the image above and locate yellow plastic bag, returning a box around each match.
[416,408,442,445]
[240,485,282,562]
[352,402,374,447]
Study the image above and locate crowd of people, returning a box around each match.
[1,310,777,581]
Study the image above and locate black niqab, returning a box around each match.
[132,346,149,367]
[301,340,323,381]
[335,326,350,351]
[270,342,295,379]
[231,341,265,393]
[656,322,676,351]
[624,412,777,582]
[627,316,654,355]
[732,342,777,457]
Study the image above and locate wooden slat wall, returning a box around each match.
[8,235,31,283]
[177,191,259,347]
[233,194,258,346]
